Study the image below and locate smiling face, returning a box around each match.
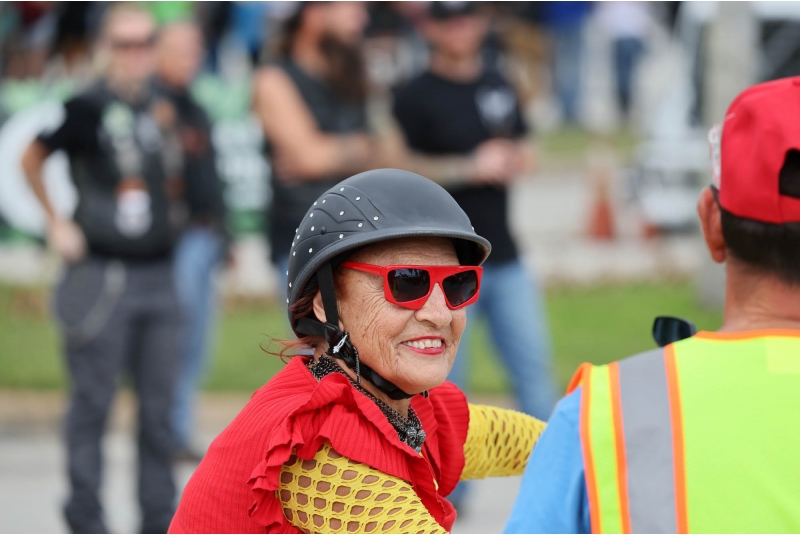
[321,237,467,395]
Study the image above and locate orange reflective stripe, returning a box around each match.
[568,362,592,394]
[609,362,631,534]
[694,329,800,341]
[665,345,688,533]
[579,367,602,534]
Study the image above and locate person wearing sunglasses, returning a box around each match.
[169,169,546,534]
[21,4,184,533]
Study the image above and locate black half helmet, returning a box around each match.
[286,168,491,333]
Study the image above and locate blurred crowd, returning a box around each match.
[0,1,678,125]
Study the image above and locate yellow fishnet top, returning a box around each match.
[278,404,545,533]
[461,404,546,480]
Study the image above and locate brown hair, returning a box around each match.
[275,2,367,102]
[276,4,306,59]
[270,275,326,359]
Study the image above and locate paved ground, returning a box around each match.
[0,392,521,534]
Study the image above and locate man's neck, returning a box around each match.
[720,263,800,332]
[428,51,482,83]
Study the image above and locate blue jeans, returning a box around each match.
[449,259,557,418]
[172,226,224,450]
[614,37,645,118]
[552,25,584,124]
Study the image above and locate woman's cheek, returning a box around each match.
[450,310,467,351]
[351,297,405,367]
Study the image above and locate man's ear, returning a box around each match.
[312,291,327,323]
[697,187,727,264]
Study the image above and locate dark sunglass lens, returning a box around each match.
[388,269,430,302]
[442,270,478,306]
[112,36,154,50]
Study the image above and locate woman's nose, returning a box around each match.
[415,283,452,327]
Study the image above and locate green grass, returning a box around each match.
[0,280,722,393]
[537,127,641,169]
[0,285,63,388]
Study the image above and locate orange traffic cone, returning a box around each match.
[588,168,616,241]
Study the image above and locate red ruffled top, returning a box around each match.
[169,357,470,534]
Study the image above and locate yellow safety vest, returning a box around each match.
[568,330,800,533]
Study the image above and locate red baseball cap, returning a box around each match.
[713,76,800,224]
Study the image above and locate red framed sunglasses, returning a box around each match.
[341,262,483,310]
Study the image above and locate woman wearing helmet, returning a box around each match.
[169,169,546,534]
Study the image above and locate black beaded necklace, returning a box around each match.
[308,355,426,453]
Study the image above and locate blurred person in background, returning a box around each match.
[42,2,96,84]
[195,2,230,74]
[231,2,270,67]
[153,20,228,464]
[252,1,376,292]
[597,1,651,123]
[390,0,558,509]
[541,1,592,125]
[2,1,58,79]
[20,4,182,532]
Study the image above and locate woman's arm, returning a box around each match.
[461,404,546,480]
[252,66,374,182]
[279,442,447,534]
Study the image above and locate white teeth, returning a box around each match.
[403,339,443,349]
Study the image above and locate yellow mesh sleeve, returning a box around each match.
[278,442,448,534]
[461,404,547,480]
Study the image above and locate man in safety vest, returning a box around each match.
[506,77,800,534]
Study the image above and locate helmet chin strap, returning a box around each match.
[295,262,418,401]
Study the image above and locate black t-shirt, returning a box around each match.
[392,69,528,263]
[38,82,180,260]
